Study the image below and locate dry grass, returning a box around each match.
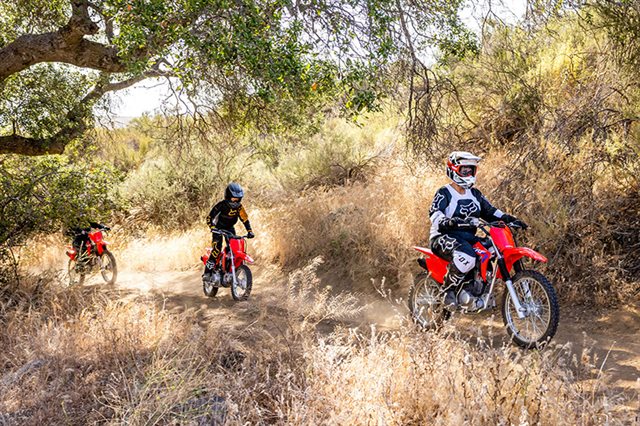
[117,228,209,272]
[256,160,438,291]
[1,260,635,425]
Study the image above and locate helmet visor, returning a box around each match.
[458,165,476,177]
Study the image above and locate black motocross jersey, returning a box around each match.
[429,184,505,239]
[207,200,252,232]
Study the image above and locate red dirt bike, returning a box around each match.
[200,229,254,300]
[408,219,559,349]
[66,226,117,286]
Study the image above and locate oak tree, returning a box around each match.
[0,0,472,155]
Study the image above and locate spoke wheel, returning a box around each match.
[408,272,450,330]
[99,250,118,285]
[231,265,252,301]
[67,258,85,286]
[502,270,559,349]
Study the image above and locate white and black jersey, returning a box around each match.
[429,184,505,239]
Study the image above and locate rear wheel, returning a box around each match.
[408,272,450,330]
[502,270,559,349]
[231,265,252,301]
[99,250,117,285]
[68,259,85,286]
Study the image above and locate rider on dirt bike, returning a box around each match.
[430,151,527,309]
[203,182,255,282]
[67,221,110,262]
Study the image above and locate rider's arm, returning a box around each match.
[238,205,252,232]
[207,201,223,229]
[471,188,506,221]
[429,187,451,233]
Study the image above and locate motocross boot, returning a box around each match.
[443,263,467,310]
[202,257,217,283]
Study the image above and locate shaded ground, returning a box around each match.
[86,264,640,415]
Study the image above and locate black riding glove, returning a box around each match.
[438,217,478,232]
[247,231,255,239]
[511,220,528,230]
[501,214,528,230]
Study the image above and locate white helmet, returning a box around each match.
[446,151,482,188]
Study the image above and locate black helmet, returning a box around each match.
[225,182,244,207]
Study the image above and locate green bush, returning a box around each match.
[268,113,399,190]
[0,155,121,284]
[120,141,252,229]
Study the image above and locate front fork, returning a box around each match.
[225,239,238,288]
[497,258,527,319]
[229,247,238,288]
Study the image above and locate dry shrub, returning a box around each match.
[266,114,400,191]
[256,161,438,290]
[0,277,232,425]
[284,256,364,325]
[478,136,640,305]
[1,261,634,425]
[302,328,632,425]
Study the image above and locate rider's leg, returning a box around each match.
[203,233,223,279]
[73,234,90,264]
[431,233,477,307]
[446,248,476,302]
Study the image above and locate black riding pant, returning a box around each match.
[204,227,235,273]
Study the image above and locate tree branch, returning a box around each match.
[0,0,126,83]
[0,70,170,156]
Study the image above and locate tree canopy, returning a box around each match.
[0,0,474,156]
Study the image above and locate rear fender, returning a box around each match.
[414,246,448,284]
[502,247,547,274]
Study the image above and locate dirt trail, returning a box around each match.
[96,265,639,411]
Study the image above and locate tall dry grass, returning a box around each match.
[0,261,634,425]
[117,228,209,272]
[256,159,439,291]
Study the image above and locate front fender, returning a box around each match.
[234,252,254,265]
[97,243,107,255]
[502,247,547,272]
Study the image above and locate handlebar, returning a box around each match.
[211,229,248,239]
[477,218,526,232]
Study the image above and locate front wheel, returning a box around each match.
[99,250,117,285]
[68,259,86,286]
[502,270,559,349]
[408,272,450,330]
[231,265,252,301]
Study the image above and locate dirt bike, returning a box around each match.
[66,226,117,286]
[200,229,254,301]
[408,218,559,349]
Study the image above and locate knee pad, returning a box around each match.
[452,250,476,274]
